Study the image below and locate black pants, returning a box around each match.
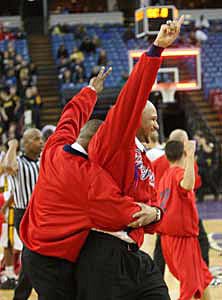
[153,219,210,276]
[75,231,170,300]
[22,247,75,300]
[13,208,33,300]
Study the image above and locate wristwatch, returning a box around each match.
[155,207,161,222]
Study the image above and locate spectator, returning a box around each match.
[17,67,30,99]
[14,54,23,71]
[28,62,38,85]
[194,131,219,201]
[51,24,63,35]
[41,125,56,142]
[4,59,15,75]
[9,85,21,117]
[97,49,108,66]
[61,23,70,34]
[31,86,42,128]
[3,51,10,68]
[70,47,84,63]
[7,42,16,59]
[57,44,68,59]
[74,25,87,40]
[80,36,96,53]
[73,65,86,84]
[24,87,41,128]
[54,5,63,14]
[195,15,210,30]
[15,30,26,39]
[3,27,15,40]
[92,35,101,48]
[57,57,70,74]
[5,68,17,87]
[122,26,135,42]
[61,68,73,84]
[24,87,33,110]
[0,89,16,130]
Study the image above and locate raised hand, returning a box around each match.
[8,139,19,149]
[154,15,184,48]
[184,140,196,157]
[89,66,112,94]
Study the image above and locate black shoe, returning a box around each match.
[0,277,17,289]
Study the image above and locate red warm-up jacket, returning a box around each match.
[89,45,164,247]
[20,87,140,262]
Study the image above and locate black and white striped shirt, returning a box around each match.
[9,155,40,209]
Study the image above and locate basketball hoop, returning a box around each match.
[159,83,176,103]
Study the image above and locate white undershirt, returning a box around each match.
[146,146,165,162]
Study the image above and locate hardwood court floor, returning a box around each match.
[0,219,221,300]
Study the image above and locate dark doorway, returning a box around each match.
[20,0,44,34]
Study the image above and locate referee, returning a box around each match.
[4,129,43,300]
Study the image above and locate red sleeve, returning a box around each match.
[194,161,202,190]
[46,87,97,147]
[89,52,162,166]
[88,168,140,231]
[175,169,193,199]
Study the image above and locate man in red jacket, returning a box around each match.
[157,140,212,300]
[152,129,210,277]
[75,18,184,300]
[20,69,154,300]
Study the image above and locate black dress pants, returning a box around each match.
[75,231,170,300]
[22,247,75,300]
[13,208,33,300]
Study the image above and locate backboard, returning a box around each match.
[128,47,201,91]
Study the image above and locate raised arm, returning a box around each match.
[47,67,112,147]
[180,140,196,191]
[3,139,19,176]
[89,17,184,166]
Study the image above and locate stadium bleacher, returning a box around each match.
[51,21,222,103]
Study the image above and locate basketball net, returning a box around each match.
[159,83,176,103]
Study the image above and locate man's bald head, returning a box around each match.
[169,129,188,143]
[143,101,156,115]
[23,128,42,143]
[22,128,43,158]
